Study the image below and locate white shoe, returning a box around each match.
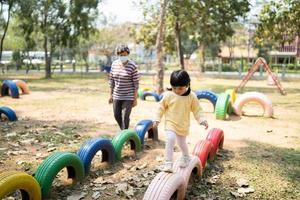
[162,161,173,173]
[178,155,190,168]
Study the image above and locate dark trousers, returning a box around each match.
[113,100,133,130]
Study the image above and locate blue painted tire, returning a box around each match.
[135,120,158,145]
[1,80,19,98]
[141,91,161,102]
[77,138,115,175]
[0,106,17,121]
[194,90,218,108]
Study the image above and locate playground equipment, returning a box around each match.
[111,129,142,161]
[0,119,154,198]
[236,57,286,95]
[77,138,116,175]
[135,119,158,146]
[0,171,41,200]
[33,152,85,198]
[0,120,223,199]
[233,91,273,117]
[144,128,224,199]
[194,90,218,108]
[0,106,17,121]
[1,80,19,98]
[225,89,237,114]
[140,91,162,102]
[215,93,230,120]
[12,79,30,94]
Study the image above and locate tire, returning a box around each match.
[77,138,116,175]
[233,91,273,117]
[13,79,30,94]
[33,151,85,198]
[206,128,224,160]
[1,80,19,98]
[0,171,41,200]
[0,106,17,121]
[225,89,236,114]
[138,87,152,98]
[135,120,158,145]
[111,129,142,161]
[194,90,218,108]
[215,93,230,120]
[173,155,202,189]
[143,172,186,200]
[192,140,213,168]
[141,91,161,102]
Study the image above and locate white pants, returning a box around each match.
[165,130,189,162]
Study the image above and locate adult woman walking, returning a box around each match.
[108,44,140,130]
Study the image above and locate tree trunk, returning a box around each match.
[60,47,64,72]
[174,20,184,69]
[0,2,12,74]
[84,57,89,72]
[44,37,51,78]
[198,44,206,72]
[155,0,168,95]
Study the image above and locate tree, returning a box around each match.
[135,0,250,72]
[255,0,300,48]
[14,0,101,78]
[155,0,168,94]
[0,0,13,73]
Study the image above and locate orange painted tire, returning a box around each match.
[233,92,273,117]
[192,140,213,168]
[12,80,30,94]
[143,172,186,200]
[173,155,202,189]
[206,128,224,160]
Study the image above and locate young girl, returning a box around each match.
[153,70,208,172]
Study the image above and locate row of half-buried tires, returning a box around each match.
[0,119,158,199]
[143,128,224,200]
[139,88,273,120]
[0,79,30,98]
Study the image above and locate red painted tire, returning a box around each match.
[143,172,186,200]
[192,140,213,168]
[206,128,224,159]
[173,155,202,189]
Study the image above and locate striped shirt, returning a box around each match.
[109,59,139,100]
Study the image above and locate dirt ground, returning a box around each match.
[0,73,299,200]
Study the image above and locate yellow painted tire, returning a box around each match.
[225,89,237,114]
[0,171,41,200]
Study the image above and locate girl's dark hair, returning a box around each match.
[170,70,190,87]
[116,44,130,55]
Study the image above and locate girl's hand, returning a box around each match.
[200,120,208,129]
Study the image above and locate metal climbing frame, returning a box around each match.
[235,57,287,95]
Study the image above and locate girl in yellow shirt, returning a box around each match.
[153,70,208,172]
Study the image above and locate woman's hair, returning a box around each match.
[170,70,190,87]
[116,44,130,55]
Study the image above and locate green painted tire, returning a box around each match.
[33,152,84,198]
[138,89,144,98]
[112,129,142,161]
[0,171,41,200]
[215,93,230,120]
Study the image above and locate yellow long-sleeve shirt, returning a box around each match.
[154,90,205,136]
